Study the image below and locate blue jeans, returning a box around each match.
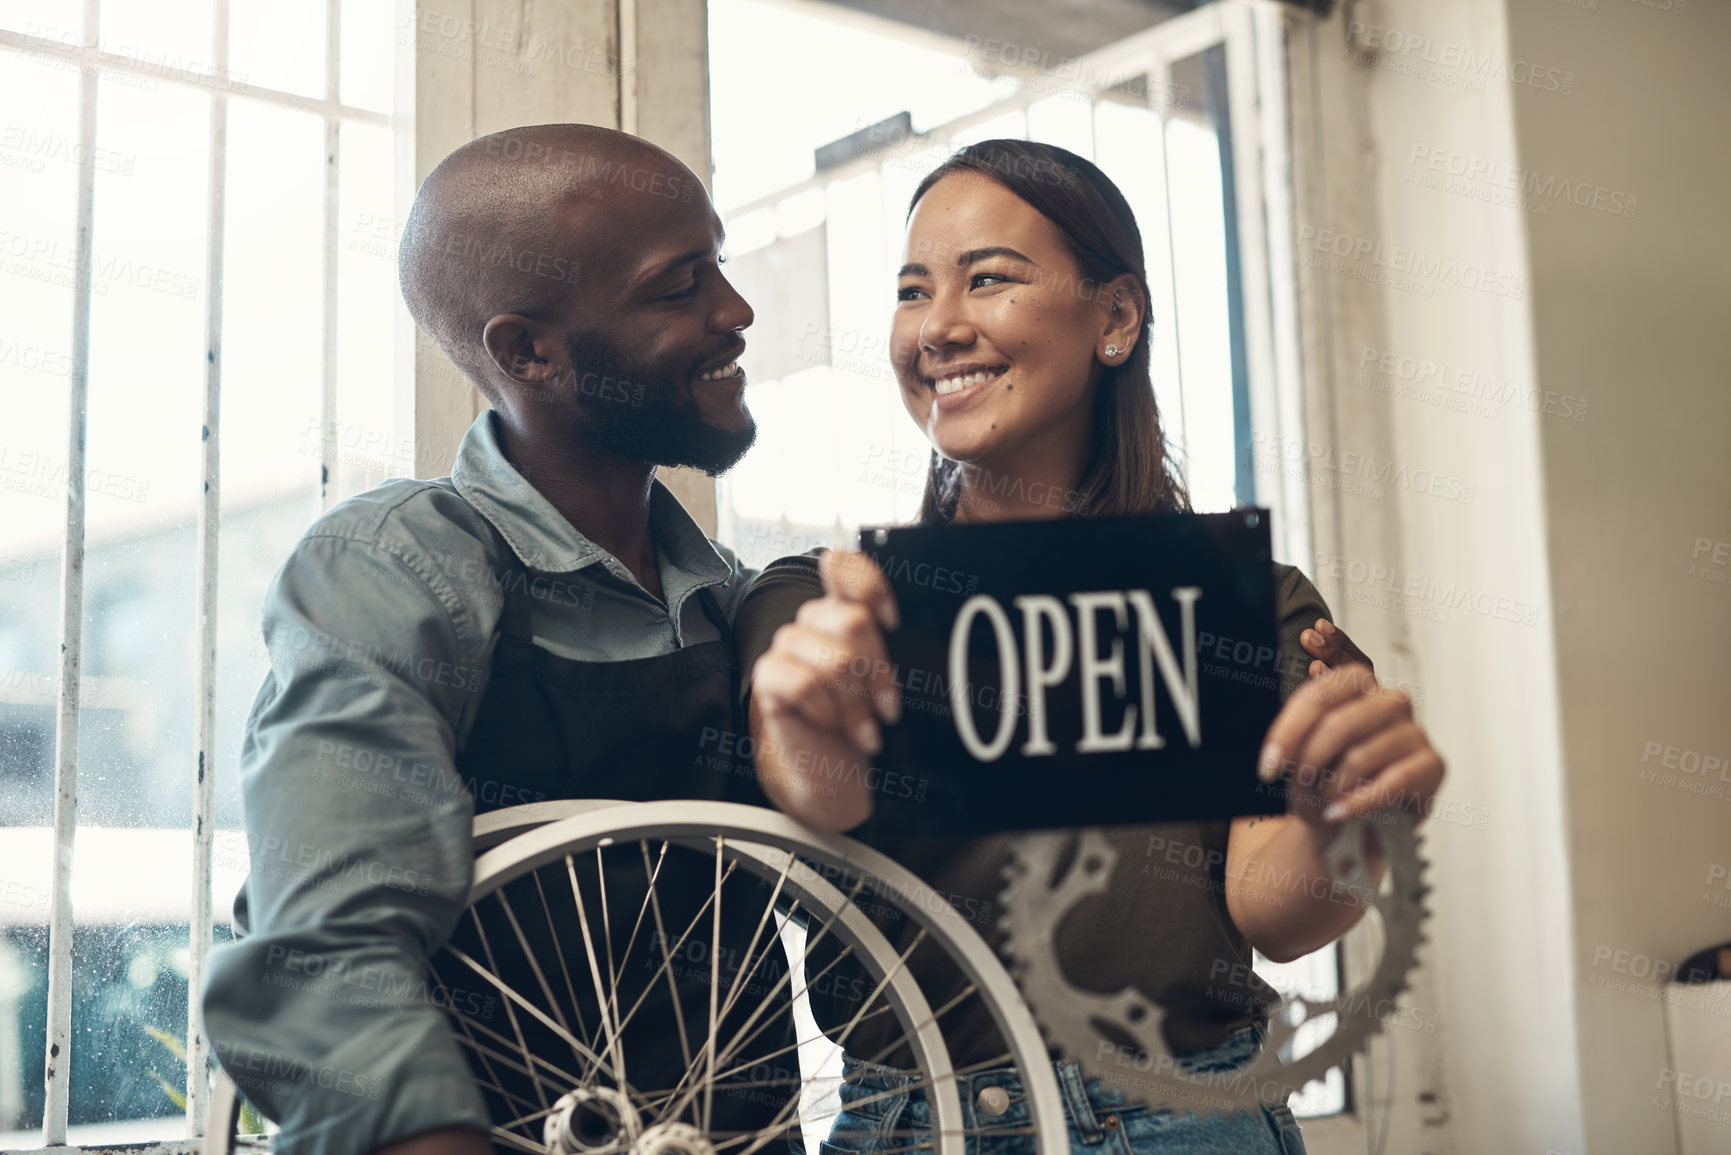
[793,1025,1306,1155]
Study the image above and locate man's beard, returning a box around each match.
[562,331,756,477]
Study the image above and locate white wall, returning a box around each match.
[1294,1,1583,1149]
[1300,0,1731,1150]
[1501,0,1731,1150]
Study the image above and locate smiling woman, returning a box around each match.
[891,141,1188,525]
[731,123,1445,1154]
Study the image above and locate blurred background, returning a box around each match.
[0,0,1726,1151]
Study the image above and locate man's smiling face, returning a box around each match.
[548,168,758,474]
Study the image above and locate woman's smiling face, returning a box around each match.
[891,172,1119,472]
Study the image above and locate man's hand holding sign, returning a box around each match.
[748,512,1445,965]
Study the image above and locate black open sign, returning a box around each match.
[859,509,1284,836]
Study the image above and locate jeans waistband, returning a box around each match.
[837,1022,1267,1128]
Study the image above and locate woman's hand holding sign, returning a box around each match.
[1265,660,1443,827]
[749,551,902,832]
[1227,636,1446,962]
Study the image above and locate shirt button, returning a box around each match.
[976,1086,1010,1117]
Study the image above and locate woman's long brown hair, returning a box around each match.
[908,139,1190,523]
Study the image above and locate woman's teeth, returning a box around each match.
[697,361,739,381]
[933,368,1002,396]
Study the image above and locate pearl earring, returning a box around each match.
[1104,345,1120,358]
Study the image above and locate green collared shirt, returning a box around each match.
[202,411,750,1155]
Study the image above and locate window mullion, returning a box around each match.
[41,0,102,1144]
[185,0,232,1134]
[319,0,341,511]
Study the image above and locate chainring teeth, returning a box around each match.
[997,814,1431,1116]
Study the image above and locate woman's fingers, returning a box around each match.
[1289,721,1429,819]
[793,596,901,723]
[1290,685,1414,783]
[1258,662,1381,781]
[753,645,879,755]
[1260,658,1444,828]
[1332,720,1428,791]
[748,691,875,830]
[1300,618,1374,675]
[820,549,900,631]
[1321,746,1445,823]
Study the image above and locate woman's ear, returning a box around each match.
[1097,273,1145,365]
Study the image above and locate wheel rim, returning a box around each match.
[435,800,1067,1155]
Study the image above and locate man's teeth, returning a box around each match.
[933,369,1001,396]
[697,361,739,381]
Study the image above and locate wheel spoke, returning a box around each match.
[856,982,978,1071]
[711,853,798,1036]
[821,1051,1015,1120]
[567,852,631,1096]
[599,858,742,1084]
[443,939,633,1098]
[702,835,724,1134]
[533,867,592,1049]
[654,906,859,1130]
[594,845,626,1065]
[694,872,873,1088]
[497,1100,562,1133]
[641,839,695,1077]
[470,904,551,1112]
[487,1124,549,1154]
[429,970,537,1118]
[496,888,575,1042]
[441,991,592,1097]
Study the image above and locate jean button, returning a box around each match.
[976,1086,1010,1117]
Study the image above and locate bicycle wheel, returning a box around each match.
[433,800,1067,1155]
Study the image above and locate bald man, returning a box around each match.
[203,126,789,1155]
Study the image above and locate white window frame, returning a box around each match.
[0,0,386,1146]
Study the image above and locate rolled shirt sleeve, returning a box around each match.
[202,527,496,1155]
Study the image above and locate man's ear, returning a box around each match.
[481,315,567,391]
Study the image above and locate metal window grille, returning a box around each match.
[0,0,387,1145]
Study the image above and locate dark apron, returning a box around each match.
[433,548,793,1145]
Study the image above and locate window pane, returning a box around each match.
[0,829,247,1137]
[1026,95,1094,159]
[62,70,208,1129]
[0,0,80,38]
[706,0,1013,213]
[340,0,394,112]
[1165,113,1237,512]
[1094,98,1185,469]
[97,0,216,82]
[217,97,326,829]
[0,47,80,1134]
[0,48,82,555]
[229,0,327,99]
[334,121,413,491]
